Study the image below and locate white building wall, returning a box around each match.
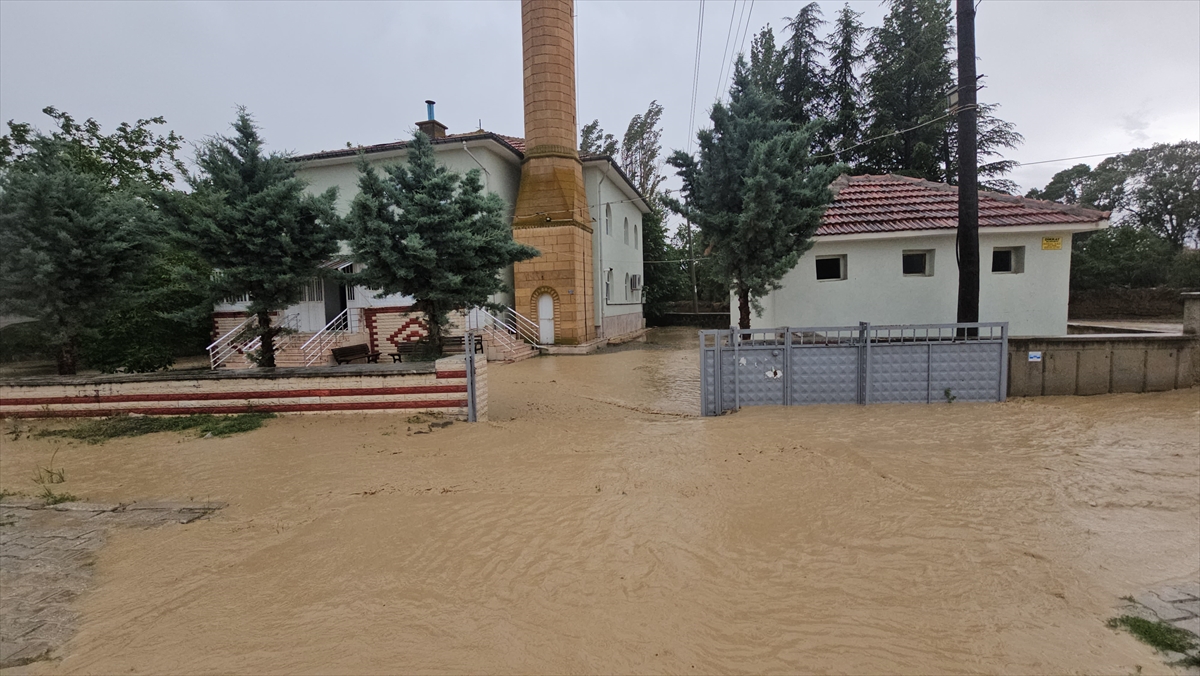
[751,227,1087,337]
[584,163,645,337]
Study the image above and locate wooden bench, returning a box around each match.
[441,334,484,355]
[389,342,421,363]
[331,344,381,365]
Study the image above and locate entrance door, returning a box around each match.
[323,278,347,325]
[537,293,555,344]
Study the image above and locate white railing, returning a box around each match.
[301,309,351,366]
[242,313,301,359]
[505,306,543,345]
[208,316,256,369]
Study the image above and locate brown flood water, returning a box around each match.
[2,327,1198,674]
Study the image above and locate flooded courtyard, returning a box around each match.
[1,327,1198,674]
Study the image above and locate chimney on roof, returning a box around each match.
[416,99,447,139]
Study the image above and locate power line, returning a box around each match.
[735,0,756,67]
[1014,151,1128,167]
[687,0,706,154]
[812,108,967,161]
[714,0,742,103]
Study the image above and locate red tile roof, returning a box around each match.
[819,174,1110,236]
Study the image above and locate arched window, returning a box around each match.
[634,224,639,249]
[605,205,612,236]
[605,269,613,302]
[624,273,630,301]
[623,217,629,245]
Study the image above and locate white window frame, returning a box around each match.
[605,205,612,236]
[605,269,613,303]
[815,254,847,282]
[991,246,1025,274]
[902,250,934,277]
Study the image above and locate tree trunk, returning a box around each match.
[420,301,443,355]
[257,311,276,368]
[56,338,78,376]
[737,288,751,330]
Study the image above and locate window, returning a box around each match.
[623,217,630,245]
[815,255,847,281]
[634,224,639,249]
[902,250,934,276]
[300,278,324,302]
[340,264,355,301]
[605,205,612,236]
[605,269,613,302]
[991,246,1025,274]
[625,273,630,300]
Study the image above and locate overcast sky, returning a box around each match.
[1,0,1197,197]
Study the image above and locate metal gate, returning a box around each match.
[699,322,1008,416]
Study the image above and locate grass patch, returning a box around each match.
[37,413,276,444]
[39,486,77,505]
[1107,615,1198,655]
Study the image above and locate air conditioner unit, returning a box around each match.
[630,274,643,291]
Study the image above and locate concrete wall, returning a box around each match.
[753,227,1084,337]
[584,162,645,338]
[0,355,486,421]
[1007,334,1197,397]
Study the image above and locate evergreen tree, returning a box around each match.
[620,101,666,198]
[1025,163,1094,205]
[668,58,843,329]
[824,4,868,163]
[176,109,340,368]
[749,26,788,98]
[345,132,538,352]
[945,101,1024,192]
[779,4,829,132]
[861,0,955,180]
[0,136,160,374]
[579,120,618,156]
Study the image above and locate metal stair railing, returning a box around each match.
[242,313,301,357]
[504,306,543,346]
[468,307,544,350]
[300,309,350,366]
[208,315,256,369]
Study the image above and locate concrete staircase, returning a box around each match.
[479,326,538,363]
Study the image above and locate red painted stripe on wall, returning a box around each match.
[2,399,469,418]
[436,371,468,379]
[1,385,466,407]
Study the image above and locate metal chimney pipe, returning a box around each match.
[425,100,436,121]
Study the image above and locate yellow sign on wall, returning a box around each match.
[1041,236,1063,250]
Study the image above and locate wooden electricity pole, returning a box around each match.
[955,0,980,326]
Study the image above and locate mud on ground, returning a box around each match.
[0,327,1197,674]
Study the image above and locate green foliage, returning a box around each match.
[0,321,52,363]
[1107,615,1198,655]
[580,120,618,157]
[174,109,340,367]
[946,101,1024,193]
[37,412,275,444]
[641,205,686,321]
[824,4,867,160]
[1,106,184,191]
[345,132,538,350]
[0,135,161,375]
[620,101,667,198]
[1029,141,1200,248]
[81,249,213,373]
[669,57,843,328]
[780,4,828,130]
[1070,226,1175,290]
[861,0,955,181]
[39,487,78,505]
[1168,249,1200,289]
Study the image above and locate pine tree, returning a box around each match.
[749,26,787,98]
[0,136,160,375]
[779,4,828,132]
[668,58,844,329]
[945,101,1024,193]
[824,4,868,163]
[176,109,340,368]
[345,132,539,352]
[861,0,955,180]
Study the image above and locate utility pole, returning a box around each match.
[685,219,699,313]
[955,0,980,327]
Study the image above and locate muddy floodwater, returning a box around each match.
[2,327,1198,674]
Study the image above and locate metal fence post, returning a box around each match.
[862,322,872,405]
[783,327,792,407]
[999,322,1009,402]
[732,326,741,412]
[465,330,477,422]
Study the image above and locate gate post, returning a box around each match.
[465,330,477,422]
[783,327,792,407]
[732,325,741,412]
[999,322,1009,402]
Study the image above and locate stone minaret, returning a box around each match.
[511,0,594,345]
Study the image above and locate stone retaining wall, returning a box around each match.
[0,355,486,421]
[1008,334,1197,397]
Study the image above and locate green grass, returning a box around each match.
[1107,615,1199,655]
[37,413,275,444]
[38,486,77,505]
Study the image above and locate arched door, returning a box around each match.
[537,293,555,344]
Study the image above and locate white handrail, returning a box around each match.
[301,309,350,366]
[470,306,544,349]
[242,313,300,355]
[208,315,257,369]
[504,306,543,345]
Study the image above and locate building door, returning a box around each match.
[323,278,347,326]
[537,293,555,344]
